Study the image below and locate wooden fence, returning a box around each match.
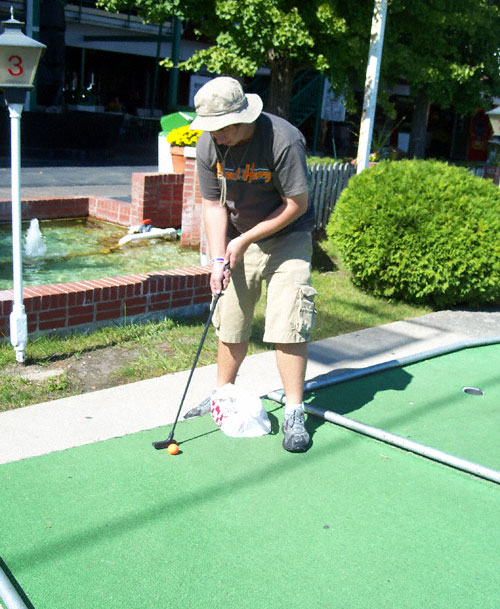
[308,162,356,231]
[308,163,500,234]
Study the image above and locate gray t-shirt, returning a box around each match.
[196,112,314,239]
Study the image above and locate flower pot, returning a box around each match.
[170,146,186,174]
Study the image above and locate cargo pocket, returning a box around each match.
[295,285,318,339]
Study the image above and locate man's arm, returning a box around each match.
[225,191,308,268]
[203,198,231,294]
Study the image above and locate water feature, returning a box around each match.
[0,218,201,290]
[24,218,47,258]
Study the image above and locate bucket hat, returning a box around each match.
[190,77,263,131]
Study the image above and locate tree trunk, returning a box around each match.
[408,89,430,159]
[266,55,295,119]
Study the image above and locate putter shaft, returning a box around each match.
[152,265,229,450]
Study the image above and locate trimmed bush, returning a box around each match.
[327,159,500,307]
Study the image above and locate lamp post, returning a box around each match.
[0,8,45,363]
[356,0,388,173]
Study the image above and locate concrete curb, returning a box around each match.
[1,309,499,464]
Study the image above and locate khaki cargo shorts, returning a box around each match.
[212,231,318,344]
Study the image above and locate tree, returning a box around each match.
[96,0,365,118]
[97,0,500,158]
[96,0,200,24]
[381,0,500,158]
[171,0,353,119]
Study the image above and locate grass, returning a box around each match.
[0,239,432,411]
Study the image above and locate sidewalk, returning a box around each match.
[0,162,158,201]
[1,164,499,464]
[1,308,499,464]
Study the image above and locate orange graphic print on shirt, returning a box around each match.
[216,162,272,184]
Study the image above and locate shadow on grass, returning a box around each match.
[312,240,338,272]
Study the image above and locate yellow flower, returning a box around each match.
[167,125,203,147]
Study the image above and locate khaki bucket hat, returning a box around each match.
[190,77,263,131]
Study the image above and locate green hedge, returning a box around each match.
[327,160,500,307]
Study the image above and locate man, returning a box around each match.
[189,76,317,452]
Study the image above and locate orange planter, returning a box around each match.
[170,146,186,174]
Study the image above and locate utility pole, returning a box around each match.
[356,0,388,174]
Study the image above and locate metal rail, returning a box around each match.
[267,337,500,486]
[0,562,31,609]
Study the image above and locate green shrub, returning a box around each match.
[327,159,500,307]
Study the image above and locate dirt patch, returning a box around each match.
[6,344,139,393]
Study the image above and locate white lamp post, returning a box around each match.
[356,0,388,173]
[0,8,45,363]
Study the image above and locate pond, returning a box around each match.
[0,218,201,290]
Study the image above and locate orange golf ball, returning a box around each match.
[167,443,179,455]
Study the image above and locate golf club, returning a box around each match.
[152,263,229,450]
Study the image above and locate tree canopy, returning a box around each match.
[381,0,500,156]
[97,0,500,157]
[96,0,368,117]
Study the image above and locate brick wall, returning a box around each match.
[0,173,184,228]
[0,163,209,338]
[0,197,90,222]
[180,149,205,249]
[0,267,211,338]
[129,173,184,228]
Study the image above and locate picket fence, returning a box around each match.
[308,162,356,231]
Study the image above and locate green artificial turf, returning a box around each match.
[1,394,500,609]
[306,343,500,471]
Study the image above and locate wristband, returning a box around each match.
[209,257,226,265]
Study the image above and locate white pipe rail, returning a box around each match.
[267,337,500,486]
[0,563,30,609]
[305,403,500,486]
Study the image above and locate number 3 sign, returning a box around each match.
[8,54,23,76]
[0,12,46,90]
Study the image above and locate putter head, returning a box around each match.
[152,433,175,450]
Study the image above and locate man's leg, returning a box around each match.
[217,340,249,386]
[261,232,315,452]
[184,339,249,419]
[184,249,258,420]
[275,342,307,404]
[276,342,310,452]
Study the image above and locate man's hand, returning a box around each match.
[210,260,231,295]
[225,235,250,269]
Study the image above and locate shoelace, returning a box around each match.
[285,410,306,433]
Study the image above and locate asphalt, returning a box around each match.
[0,158,158,200]
[1,164,500,464]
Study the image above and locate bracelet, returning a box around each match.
[209,257,226,265]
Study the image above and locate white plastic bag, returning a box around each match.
[210,383,271,438]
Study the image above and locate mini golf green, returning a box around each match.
[0,344,499,609]
[304,342,500,472]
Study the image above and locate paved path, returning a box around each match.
[0,164,499,464]
[1,308,499,464]
[0,164,158,200]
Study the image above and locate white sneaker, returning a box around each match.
[282,409,310,452]
[184,396,211,419]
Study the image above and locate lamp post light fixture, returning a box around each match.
[0,8,45,363]
[486,106,500,137]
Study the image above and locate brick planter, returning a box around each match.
[0,266,211,338]
[0,162,208,338]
